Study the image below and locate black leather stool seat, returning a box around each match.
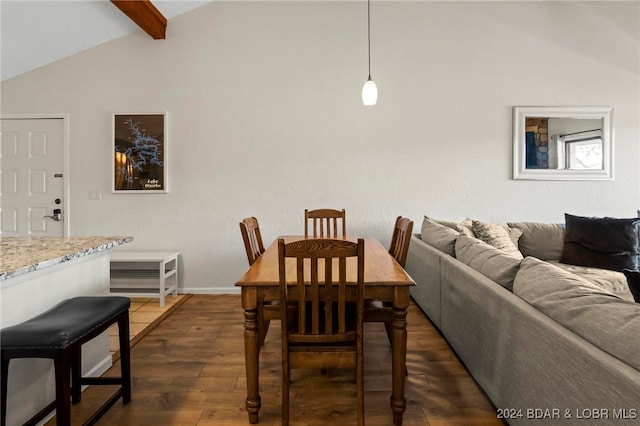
[1,296,132,426]
[1,297,130,352]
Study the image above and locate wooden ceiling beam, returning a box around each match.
[111,0,167,40]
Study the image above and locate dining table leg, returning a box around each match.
[391,287,410,425]
[242,288,261,424]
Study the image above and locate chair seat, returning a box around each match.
[264,300,294,315]
[364,299,391,309]
[289,332,356,344]
[364,299,392,321]
[1,297,130,350]
[262,300,281,315]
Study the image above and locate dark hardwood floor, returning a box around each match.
[50,294,506,425]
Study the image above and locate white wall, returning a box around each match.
[2,1,639,292]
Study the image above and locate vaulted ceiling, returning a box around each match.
[0,0,213,81]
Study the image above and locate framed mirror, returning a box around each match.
[513,106,613,180]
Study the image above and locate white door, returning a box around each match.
[1,117,66,236]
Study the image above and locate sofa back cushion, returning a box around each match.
[514,257,640,372]
[547,260,634,302]
[423,216,459,231]
[456,219,475,237]
[472,220,523,259]
[455,235,522,291]
[507,222,565,260]
[560,213,640,272]
[421,217,459,257]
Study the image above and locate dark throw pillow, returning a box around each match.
[623,269,640,303]
[560,213,640,272]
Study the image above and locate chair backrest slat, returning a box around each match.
[338,256,347,334]
[324,258,333,332]
[310,258,320,334]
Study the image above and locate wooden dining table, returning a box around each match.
[235,235,415,425]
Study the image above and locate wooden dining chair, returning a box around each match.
[240,217,278,346]
[278,238,365,426]
[364,216,414,347]
[304,208,346,238]
[388,216,414,269]
[240,217,265,266]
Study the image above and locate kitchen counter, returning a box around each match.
[0,236,133,281]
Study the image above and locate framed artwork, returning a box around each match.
[113,113,168,193]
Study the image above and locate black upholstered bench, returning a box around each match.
[1,296,132,426]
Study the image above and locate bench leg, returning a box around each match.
[118,311,132,404]
[54,351,72,426]
[1,357,9,426]
[71,346,82,404]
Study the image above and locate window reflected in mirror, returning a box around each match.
[525,117,603,170]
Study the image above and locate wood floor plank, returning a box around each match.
[47,294,506,425]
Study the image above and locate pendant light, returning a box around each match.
[362,0,377,106]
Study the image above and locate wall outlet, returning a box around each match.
[89,190,102,200]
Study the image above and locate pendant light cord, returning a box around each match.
[367,0,371,79]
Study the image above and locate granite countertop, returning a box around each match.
[0,236,133,281]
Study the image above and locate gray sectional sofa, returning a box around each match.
[405,217,640,425]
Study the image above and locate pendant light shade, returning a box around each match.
[362,77,378,106]
[362,0,377,106]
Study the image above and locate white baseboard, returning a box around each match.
[87,354,113,378]
[80,354,112,392]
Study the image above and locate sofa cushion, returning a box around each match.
[471,220,523,259]
[547,260,634,302]
[455,235,522,290]
[507,222,565,260]
[421,217,459,257]
[560,213,640,272]
[623,269,640,303]
[423,215,475,236]
[456,218,475,237]
[423,215,460,231]
[514,257,640,372]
